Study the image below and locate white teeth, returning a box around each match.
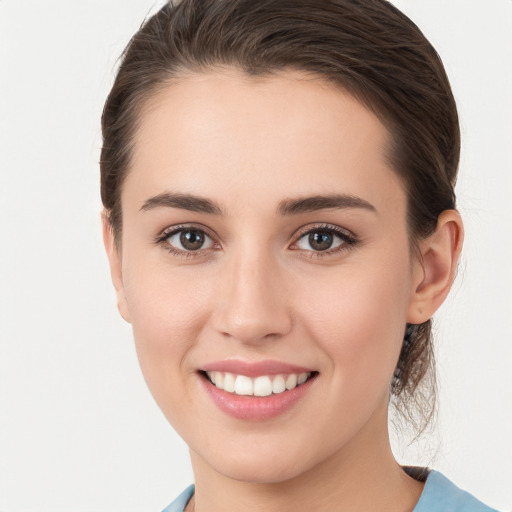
[297,372,308,385]
[285,374,297,390]
[205,370,312,396]
[254,376,273,396]
[214,371,224,388]
[223,372,236,393]
[235,375,253,395]
[272,375,286,394]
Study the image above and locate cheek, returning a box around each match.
[298,255,412,395]
[122,260,212,411]
[128,273,203,348]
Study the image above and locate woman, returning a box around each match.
[100,0,498,510]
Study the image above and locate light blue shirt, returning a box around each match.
[161,471,498,512]
[413,471,498,512]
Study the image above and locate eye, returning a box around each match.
[291,224,357,255]
[296,230,341,252]
[160,226,215,253]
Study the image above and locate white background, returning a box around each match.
[0,1,511,510]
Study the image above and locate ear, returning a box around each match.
[102,212,131,323]
[407,210,464,324]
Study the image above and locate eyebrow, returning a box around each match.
[140,192,223,215]
[277,194,377,215]
[140,192,376,216]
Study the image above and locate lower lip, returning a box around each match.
[200,373,317,421]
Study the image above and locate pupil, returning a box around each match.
[180,230,204,250]
[309,231,333,251]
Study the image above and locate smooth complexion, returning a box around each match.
[104,69,463,512]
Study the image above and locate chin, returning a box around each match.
[201,441,321,485]
[217,459,307,485]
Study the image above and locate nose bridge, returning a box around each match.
[214,239,292,343]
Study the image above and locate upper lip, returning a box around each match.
[201,359,315,377]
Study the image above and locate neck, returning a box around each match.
[188,403,424,512]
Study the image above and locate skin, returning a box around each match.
[104,69,463,512]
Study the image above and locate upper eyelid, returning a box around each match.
[158,223,217,240]
[291,223,355,240]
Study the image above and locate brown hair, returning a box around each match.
[100,0,459,432]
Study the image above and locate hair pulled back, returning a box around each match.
[100,0,460,432]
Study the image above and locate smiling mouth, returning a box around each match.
[201,371,318,397]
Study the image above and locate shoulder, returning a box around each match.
[162,475,499,512]
[161,484,195,512]
[414,470,499,512]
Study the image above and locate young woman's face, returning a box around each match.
[113,69,424,483]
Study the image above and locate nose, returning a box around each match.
[211,248,293,345]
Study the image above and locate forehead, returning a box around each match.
[126,68,405,216]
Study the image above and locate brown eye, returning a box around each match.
[165,228,214,252]
[308,231,334,251]
[180,230,205,250]
[294,226,353,254]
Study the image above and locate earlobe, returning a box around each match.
[407,210,464,324]
[101,212,131,323]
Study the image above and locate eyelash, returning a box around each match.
[155,224,219,259]
[291,223,359,259]
[155,223,359,259]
